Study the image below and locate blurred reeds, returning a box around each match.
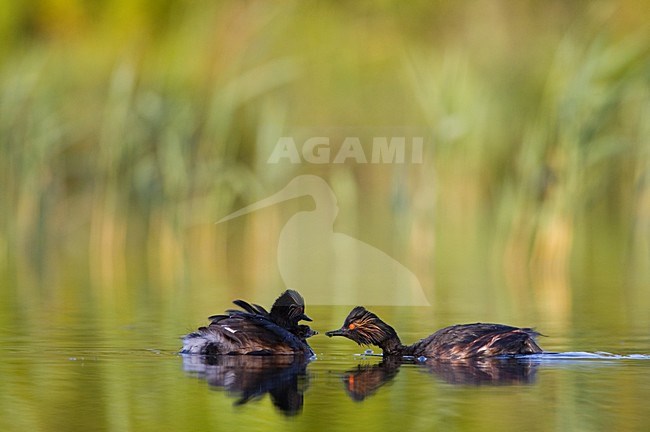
[1,1,649,322]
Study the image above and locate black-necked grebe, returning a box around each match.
[182,290,315,355]
[326,306,543,359]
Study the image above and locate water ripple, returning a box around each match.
[525,351,650,361]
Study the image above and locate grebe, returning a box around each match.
[182,290,315,355]
[326,306,542,359]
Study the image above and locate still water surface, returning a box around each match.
[1,303,649,431]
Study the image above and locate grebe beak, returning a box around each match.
[325,328,347,337]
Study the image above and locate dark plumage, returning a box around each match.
[181,290,316,355]
[326,306,543,360]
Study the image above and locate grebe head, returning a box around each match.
[325,306,397,347]
[269,290,312,327]
[296,324,318,339]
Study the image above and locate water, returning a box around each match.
[1,302,649,432]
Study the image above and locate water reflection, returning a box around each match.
[422,357,539,385]
[182,354,540,414]
[182,354,311,416]
[340,357,402,401]
[339,357,538,401]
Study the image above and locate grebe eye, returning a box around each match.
[348,323,356,330]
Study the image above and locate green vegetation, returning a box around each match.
[1,1,649,326]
